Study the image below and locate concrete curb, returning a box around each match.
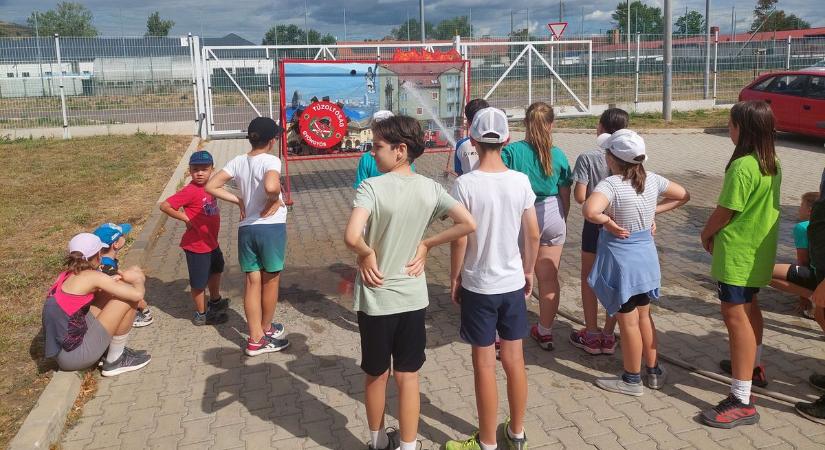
[8,372,82,449]
[9,136,200,450]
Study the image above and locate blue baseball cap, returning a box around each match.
[189,150,214,166]
[93,223,133,246]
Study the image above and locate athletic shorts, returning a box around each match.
[535,196,567,246]
[238,223,287,273]
[787,264,820,291]
[581,220,602,254]
[56,311,111,371]
[357,308,426,376]
[717,282,760,304]
[618,293,652,314]
[459,287,528,347]
[184,247,225,290]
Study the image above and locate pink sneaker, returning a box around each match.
[530,324,554,350]
[601,334,617,355]
[569,329,602,355]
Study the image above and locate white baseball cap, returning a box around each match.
[597,129,647,164]
[469,107,509,144]
[371,110,394,123]
[68,232,107,260]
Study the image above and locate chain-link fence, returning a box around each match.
[2,34,824,135]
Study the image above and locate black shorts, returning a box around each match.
[184,247,225,290]
[787,265,820,291]
[618,293,652,314]
[717,282,760,304]
[357,308,426,376]
[582,220,602,254]
[459,287,528,347]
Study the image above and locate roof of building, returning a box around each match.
[594,27,825,51]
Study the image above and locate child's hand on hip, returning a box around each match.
[357,250,383,287]
[605,220,630,239]
[405,242,429,277]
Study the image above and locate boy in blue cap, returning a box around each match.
[94,222,153,327]
[160,150,229,326]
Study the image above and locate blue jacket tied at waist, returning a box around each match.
[587,228,661,316]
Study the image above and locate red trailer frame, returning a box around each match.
[278,58,471,205]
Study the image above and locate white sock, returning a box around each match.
[480,440,497,450]
[537,323,552,336]
[731,378,752,404]
[507,425,525,440]
[370,430,388,449]
[106,333,129,363]
[399,440,417,450]
[755,344,763,368]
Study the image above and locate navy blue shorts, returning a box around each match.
[717,282,760,304]
[581,220,602,254]
[184,247,225,290]
[459,287,528,347]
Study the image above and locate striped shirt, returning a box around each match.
[593,172,670,234]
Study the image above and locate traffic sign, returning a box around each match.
[547,22,568,39]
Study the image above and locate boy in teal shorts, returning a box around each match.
[207,118,289,356]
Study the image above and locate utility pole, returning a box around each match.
[511,10,514,38]
[343,8,347,42]
[580,7,584,36]
[731,6,736,42]
[664,0,672,121]
[304,0,309,45]
[469,8,472,38]
[627,0,631,58]
[420,0,425,43]
[526,8,530,40]
[704,0,711,99]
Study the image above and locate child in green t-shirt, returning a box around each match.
[344,115,475,450]
[700,100,782,429]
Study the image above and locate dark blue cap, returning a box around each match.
[189,150,214,166]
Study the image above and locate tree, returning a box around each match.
[611,1,663,35]
[433,16,471,39]
[750,0,810,32]
[27,2,97,37]
[262,24,336,46]
[389,19,435,41]
[146,12,174,37]
[675,10,705,35]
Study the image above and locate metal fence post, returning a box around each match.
[265,48,274,120]
[713,30,719,105]
[527,44,533,106]
[187,33,199,127]
[634,33,640,109]
[663,0,672,121]
[703,0,711,99]
[54,34,70,139]
[192,36,208,138]
[550,37,555,106]
[786,36,792,69]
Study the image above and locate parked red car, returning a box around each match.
[739,69,825,138]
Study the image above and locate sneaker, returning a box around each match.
[501,417,528,450]
[207,297,230,313]
[264,322,285,339]
[569,329,602,355]
[810,373,825,392]
[719,360,768,388]
[644,364,667,390]
[133,308,153,328]
[97,347,146,367]
[192,310,228,326]
[601,333,618,355]
[367,427,401,450]
[700,394,760,428]
[595,377,644,396]
[245,335,290,356]
[101,349,151,376]
[804,307,816,320]
[530,325,554,351]
[445,432,482,450]
[795,395,825,425]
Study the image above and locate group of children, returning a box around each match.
[41,95,825,446]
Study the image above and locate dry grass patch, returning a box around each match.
[553,108,730,130]
[0,133,190,447]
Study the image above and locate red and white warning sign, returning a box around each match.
[547,22,568,39]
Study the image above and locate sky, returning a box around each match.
[3,0,824,42]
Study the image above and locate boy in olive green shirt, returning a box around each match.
[344,115,475,450]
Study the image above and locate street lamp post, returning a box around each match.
[664,0,672,121]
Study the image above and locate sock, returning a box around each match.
[507,425,525,440]
[209,296,222,304]
[755,344,763,368]
[537,323,553,336]
[622,371,642,384]
[646,363,662,375]
[106,333,129,363]
[400,440,417,450]
[731,378,752,404]
[479,440,497,450]
[370,430,388,449]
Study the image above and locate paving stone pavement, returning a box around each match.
[62,132,825,449]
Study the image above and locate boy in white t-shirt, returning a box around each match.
[446,108,540,450]
[206,117,290,356]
